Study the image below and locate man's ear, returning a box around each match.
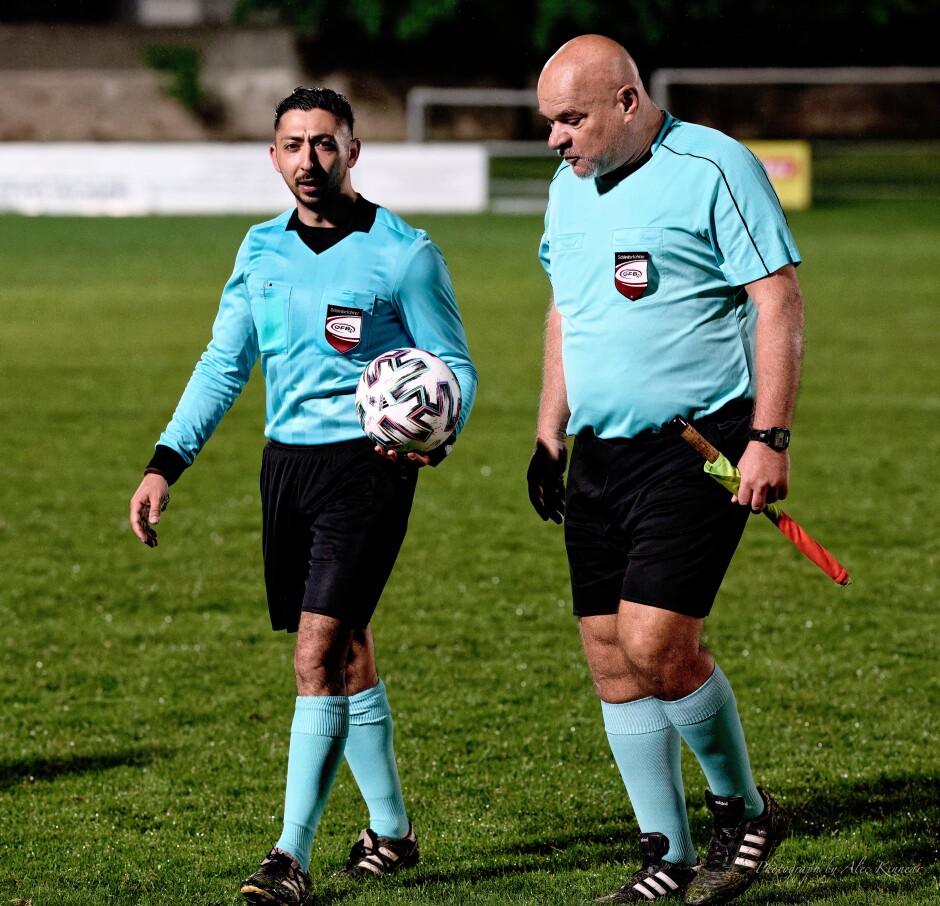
[617,85,639,117]
[269,143,282,174]
[347,138,362,169]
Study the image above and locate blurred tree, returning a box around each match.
[233,0,935,80]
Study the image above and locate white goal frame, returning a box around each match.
[406,70,940,144]
[406,86,540,148]
[403,72,940,212]
[648,66,940,111]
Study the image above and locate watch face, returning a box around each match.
[750,427,789,450]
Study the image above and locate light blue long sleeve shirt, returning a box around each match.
[157,203,477,466]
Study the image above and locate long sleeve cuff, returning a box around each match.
[145,444,190,486]
[427,432,456,467]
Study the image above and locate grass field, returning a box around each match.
[1,150,938,905]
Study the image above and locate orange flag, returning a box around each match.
[670,416,852,586]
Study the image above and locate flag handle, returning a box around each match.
[669,415,721,463]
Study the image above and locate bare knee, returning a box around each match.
[616,602,713,699]
[294,612,354,696]
[579,615,642,703]
[344,626,379,696]
[589,643,636,702]
[294,648,345,695]
[620,635,689,695]
[618,626,713,699]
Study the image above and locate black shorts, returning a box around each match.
[564,403,752,620]
[260,438,418,632]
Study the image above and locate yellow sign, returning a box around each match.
[744,140,812,211]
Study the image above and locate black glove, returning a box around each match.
[526,440,567,524]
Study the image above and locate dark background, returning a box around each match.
[4,0,937,78]
[2,1,938,140]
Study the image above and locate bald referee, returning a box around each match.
[527,36,803,905]
[129,87,476,906]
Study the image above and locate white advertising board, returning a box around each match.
[0,142,489,215]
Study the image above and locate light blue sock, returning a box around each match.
[275,695,349,872]
[344,679,410,839]
[602,697,698,866]
[662,664,764,818]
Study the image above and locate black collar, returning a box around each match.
[595,148,654,194]
[285,196,378,253]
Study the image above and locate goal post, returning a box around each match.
[648,66,940,112]
[404,70,940,211]
[406,86,538,143]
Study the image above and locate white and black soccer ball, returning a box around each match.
[355,347,462,453]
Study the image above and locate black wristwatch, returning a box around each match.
[748,426,790,451]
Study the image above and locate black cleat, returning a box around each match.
[595,832,698,903]
[683,787,788,905]
[340,824,420,879]
[240,846,311,905]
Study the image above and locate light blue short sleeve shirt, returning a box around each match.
[539,112,800,439]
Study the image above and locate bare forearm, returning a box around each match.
[735,264,805,510]
[537,301,570,445]
[528,299,569,523]
[748,265,805,428]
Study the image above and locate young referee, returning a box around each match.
[129,87,477,906]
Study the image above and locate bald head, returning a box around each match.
[540,34,642,95]
[537,34,662,179]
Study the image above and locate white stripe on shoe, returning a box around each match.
[634,870,681,899]
[653,871,680,891]
[735,831,769,868]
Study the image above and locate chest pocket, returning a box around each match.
[317,288,377,356]
[545,233,585,316]
[249,280,291,355]
[551,232,585,253]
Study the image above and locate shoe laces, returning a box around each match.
[263,848,296,868]
[705,820,740,868]
[348,831,374,862]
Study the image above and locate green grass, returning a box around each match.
[1,167,939,903]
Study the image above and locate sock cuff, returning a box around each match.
[292,695,349,738]
[348,678,392,725]
[601,696,671,735]
[661,664,734,727]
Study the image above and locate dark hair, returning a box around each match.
[274,86,355,133]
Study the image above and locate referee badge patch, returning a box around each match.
[614,252,649,300]
[325,304,362,353]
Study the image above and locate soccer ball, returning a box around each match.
[355,347,462,453]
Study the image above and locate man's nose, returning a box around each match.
[547,124,568,151]
[300,143,320,172]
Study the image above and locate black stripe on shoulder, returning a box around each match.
[659,142,772,277]
[549,161,571,186]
